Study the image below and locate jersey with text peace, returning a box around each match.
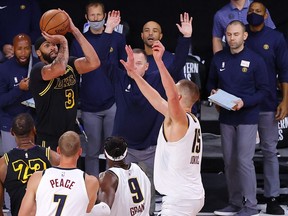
[36,167,89,216]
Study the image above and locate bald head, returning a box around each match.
[13,33,32,65]
[13,34,31,47]
[141,21,163,54]
[58,131,81,157]
[142,21,162,33]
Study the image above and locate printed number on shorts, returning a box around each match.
[128,178,144,203]
[54,194,67,216]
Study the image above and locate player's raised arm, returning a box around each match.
[120,45,168,115]
[153,40,186,124]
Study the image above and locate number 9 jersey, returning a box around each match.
[108,163,151,216]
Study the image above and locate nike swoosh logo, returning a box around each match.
[0,6,7,9]
[220,68,225,71]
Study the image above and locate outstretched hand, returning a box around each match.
[176,12,193,38]
[105,10,121,33]
[120,45,137,79]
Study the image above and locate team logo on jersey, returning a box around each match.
[125,84,131,92]
[55,74,76,89]
[263,44,269,50]
[242,67,248,73]
[20,4,25,10]
[110,47,114,53]
[220,62,225,72]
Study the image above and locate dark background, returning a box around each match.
[38,0,288,99]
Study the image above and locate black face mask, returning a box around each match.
[247,13,264,26]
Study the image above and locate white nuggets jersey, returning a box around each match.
[108,163,151,216]
[36,167,89,216]
[154,113,205,199]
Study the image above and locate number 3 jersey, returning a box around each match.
[29,57,79,140]
[35,167,89,216]
[154,113,205,199]
[108,163,151,216]
[4,146,51,216]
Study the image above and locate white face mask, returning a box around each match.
[88,19,105,30]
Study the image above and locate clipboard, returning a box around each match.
[208,89,240,111]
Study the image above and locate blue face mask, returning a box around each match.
[247,13,264,26]
[88,19,105,30]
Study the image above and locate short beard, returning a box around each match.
[42,52,56,64]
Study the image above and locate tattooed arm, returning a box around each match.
[40,31,69,81]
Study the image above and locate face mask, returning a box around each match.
[247,13,264,26]
[88,19,105,30]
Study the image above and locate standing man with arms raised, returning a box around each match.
[120,40,204,215]
[70,2,126,177]
[29,9,100,151]
[105,12,192,216]
[245,2,288,215]
[141,16,190,81]
[19,131,99,216]
[207,20,270,216]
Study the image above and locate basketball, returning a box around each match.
[40,9,69,35]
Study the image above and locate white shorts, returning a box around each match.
[159,195,205,216]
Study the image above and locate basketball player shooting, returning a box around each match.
[28,9,101,151]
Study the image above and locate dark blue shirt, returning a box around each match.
[0,56,38,131]
[70,31,127,112]
[146,37,189,82]
[107,37,190,149]
[245,26,288,111]
[0,0,41,48]
[207,46,269,125]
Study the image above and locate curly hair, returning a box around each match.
[104,136,128,159]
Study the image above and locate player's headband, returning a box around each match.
[104,148,128,161]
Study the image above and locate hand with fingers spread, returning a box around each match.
[105,10,121,33]
[176,12,193,38]
[120,45,138,79]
